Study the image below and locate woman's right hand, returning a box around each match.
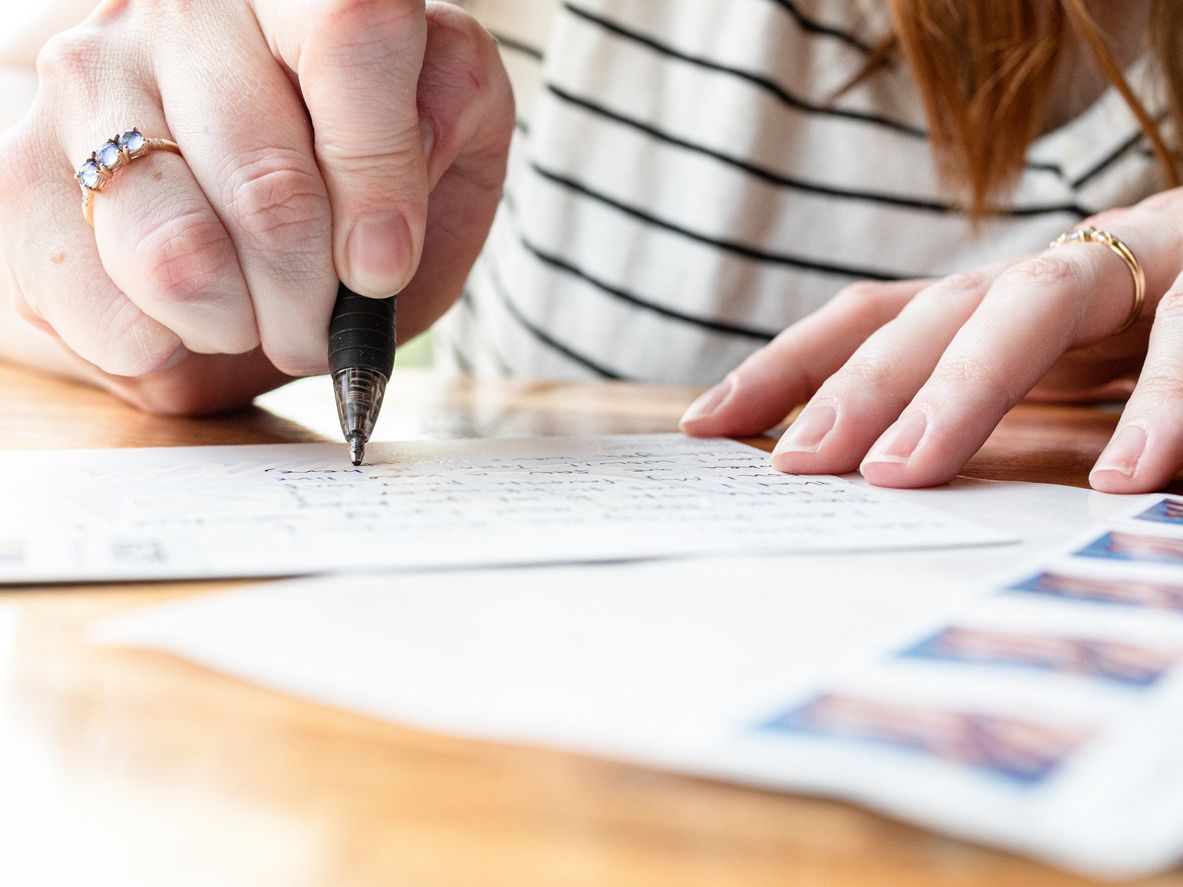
[0,0,513,413]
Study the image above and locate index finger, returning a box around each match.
[254,0,429,298]
[679,279,928,437]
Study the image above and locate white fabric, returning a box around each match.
[437,0,1171,384]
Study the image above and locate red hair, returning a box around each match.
[880,0,1181,215]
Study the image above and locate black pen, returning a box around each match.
[329,285,396,466]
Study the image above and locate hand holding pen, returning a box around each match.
[0,1,511,416]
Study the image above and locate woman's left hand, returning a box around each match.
[679,188,1183,493]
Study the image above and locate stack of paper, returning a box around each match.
[95,492,1183,876]
[15,431,1180,875]
[0,435,1005,583]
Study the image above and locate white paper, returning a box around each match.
[95,478,1183,876]
[0,434,1006,584]
[723,492,1183,878]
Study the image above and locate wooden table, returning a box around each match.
[0,361,1178,887]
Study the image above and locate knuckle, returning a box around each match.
[319,132,423,175]
[839,354,898,389]
[931,355,1014,412]
[1000,254,1077,289]
[136,211,237,305]
[903,272,985,315]
[314,0,421,49]
[224,154,330,247]
[765,326,798,351]
[90,0,137,22]
[832,281,894,318]
[932,271,985,297]
[36,29,103,83]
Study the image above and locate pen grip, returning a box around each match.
[328,285,397,378]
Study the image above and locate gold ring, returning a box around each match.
[1048,225,1146,335]
[76,129,182,227]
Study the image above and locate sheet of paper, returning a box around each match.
[1,434,1007,584]
[723,492,1183,878]
[96,479,1183,876]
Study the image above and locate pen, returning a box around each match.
[329,285,396,466]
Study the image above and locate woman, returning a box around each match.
[0,0,1179,493]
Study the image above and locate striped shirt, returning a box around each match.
[436,0,1172,384]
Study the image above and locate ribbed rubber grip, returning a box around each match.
[328,285,397,377]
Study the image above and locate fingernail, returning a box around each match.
[863,410,928,465]
[680,376,736,427]
[346,210,413,297]
[1091,425,1146,478]
[774,402,837,455]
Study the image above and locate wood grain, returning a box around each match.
[0,360,1176,887]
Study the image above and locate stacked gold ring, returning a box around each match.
[1049,225,1146,335]
[76,128,182,227]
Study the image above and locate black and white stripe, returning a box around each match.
[437,0,1171,383]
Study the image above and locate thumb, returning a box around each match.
[254,0,429,298]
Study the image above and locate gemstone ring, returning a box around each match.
[76,129,182,227]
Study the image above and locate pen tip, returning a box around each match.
[348,434,366,466]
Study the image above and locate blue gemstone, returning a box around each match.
[118,129,145,152]
[97,140,120,168]
[78,161,101,189]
